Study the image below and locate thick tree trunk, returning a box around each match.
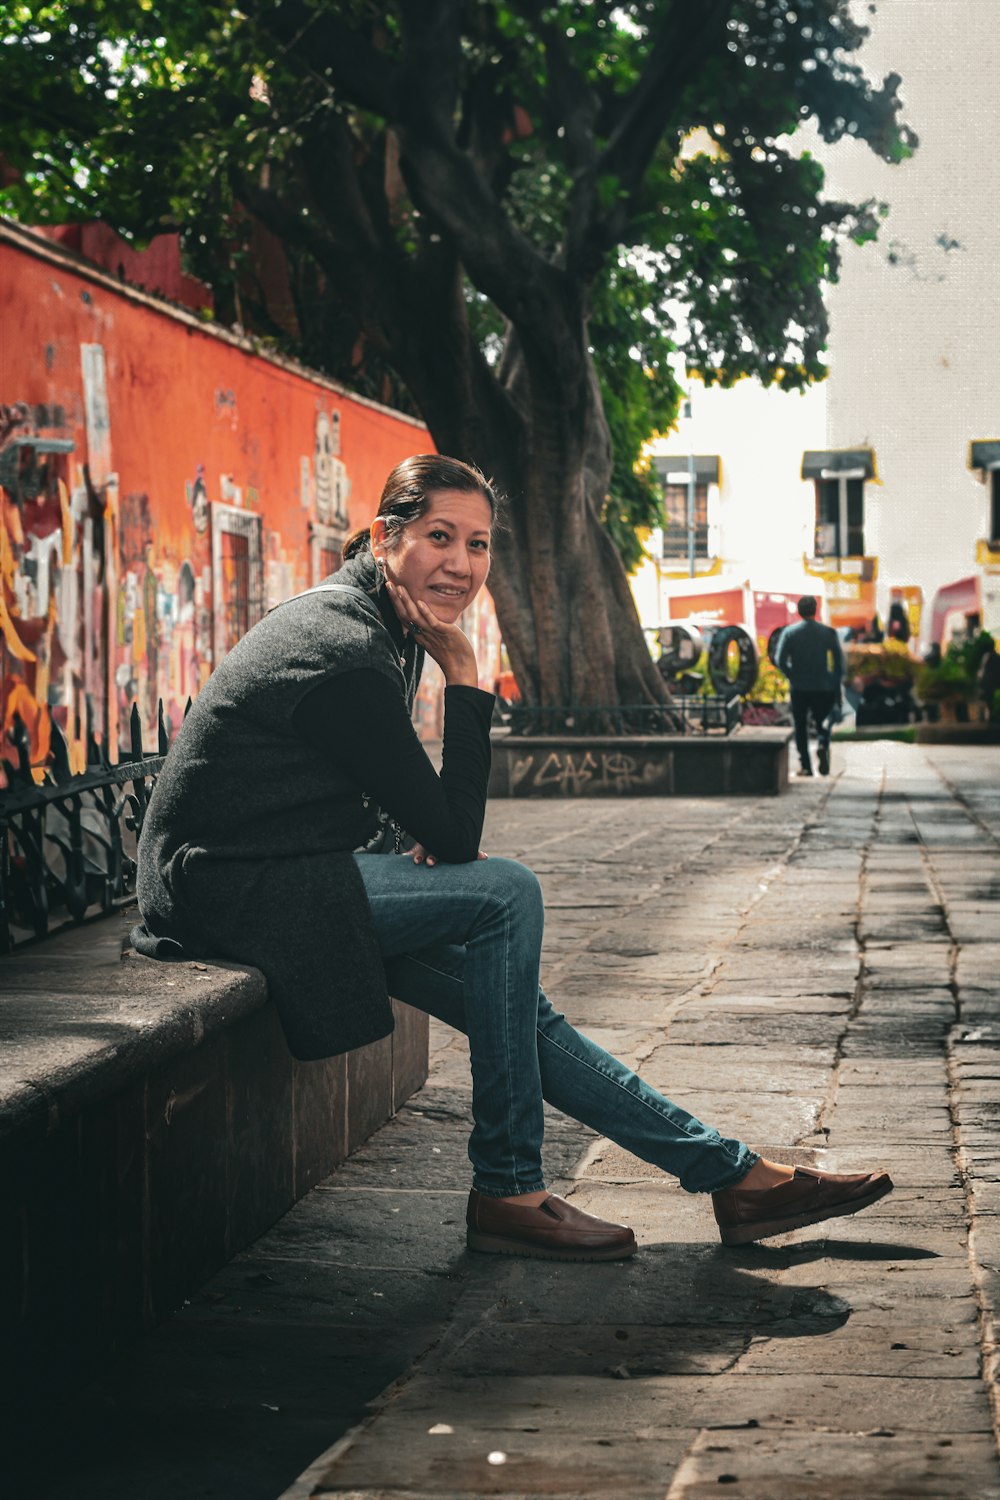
[409,325,669,711]
[245,96,672,716]
[488,436,670,712]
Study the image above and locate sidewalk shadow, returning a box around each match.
[724,1238,941,1270]
[440,1252,857,1381]
[643,1249,856,1335]
[463,1245,856,1341]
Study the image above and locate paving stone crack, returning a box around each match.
[910,777,1000,1464]
[810,767,885,1144]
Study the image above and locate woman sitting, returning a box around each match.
[133,454,892,1258]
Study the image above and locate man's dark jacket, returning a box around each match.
[776,618,846,693]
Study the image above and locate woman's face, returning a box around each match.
[374,489,492,625]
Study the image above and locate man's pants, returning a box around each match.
[790,690,837,771]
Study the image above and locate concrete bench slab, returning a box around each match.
[0,907,428,1407]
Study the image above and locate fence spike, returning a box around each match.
[9,711,33,783]
[129,703,143,762]
[85,695,98,767]
[49,718,72,784]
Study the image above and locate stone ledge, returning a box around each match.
[916,722,1000,745]
[0,916,267,1146]
[489,727,792,797]
[834,723,1000,745]
[0,908,428,1405]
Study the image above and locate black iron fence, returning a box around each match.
[507,694,741,738]
[0,702,177,953]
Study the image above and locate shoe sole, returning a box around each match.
[467,1229,637,1262]
[718,1177,894,1246]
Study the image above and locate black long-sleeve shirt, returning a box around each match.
[292,671,494,863]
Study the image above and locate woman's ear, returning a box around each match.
[370,517,386,561]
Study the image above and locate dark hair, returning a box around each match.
[342,454,498,560]
[797,595,818,619]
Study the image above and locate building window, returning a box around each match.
[969,443,1000,544]
[661,482,709,559]
[211,503,264,662]
[310,523,346,585]
[814,476,865,559]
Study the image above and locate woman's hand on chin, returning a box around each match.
[388,581,478,687]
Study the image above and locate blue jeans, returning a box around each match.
[354,853,757,1199]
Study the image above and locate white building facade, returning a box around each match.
[637,0,1000,648]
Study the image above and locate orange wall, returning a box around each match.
[37,223,213,314]
[0,225,500,774]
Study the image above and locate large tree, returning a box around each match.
[1,1,913,711]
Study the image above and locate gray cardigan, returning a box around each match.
[131,551,420,1060]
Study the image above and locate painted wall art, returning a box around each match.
[0,224,500,780]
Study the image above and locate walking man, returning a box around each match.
[776,596,845,777]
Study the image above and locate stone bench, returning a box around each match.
[0,909,427,1405]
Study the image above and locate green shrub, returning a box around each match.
[916,657,975,702]
[846,641,916,684]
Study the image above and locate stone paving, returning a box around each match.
[7,743,1000,1499]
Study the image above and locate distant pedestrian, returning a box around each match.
[133,459,890,1256]
[776,596,846,777]
[887,602,911,643]
[978,636,1000,719]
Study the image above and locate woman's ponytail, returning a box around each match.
[342,526,372,560]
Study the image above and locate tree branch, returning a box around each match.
[602,0,733,189]
[397,0,464,129]
[385,2,596,379]
[572,0,734,267]
[233,163,396,350]
[253,0,397,115]
[534,21,603,271]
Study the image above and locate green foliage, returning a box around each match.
[948,630,995,680]
[915,629,995,705]
[0,0,915,568]
[846,640,916,685]
[590,260,681,572]
[750,654,791,703]
[916,657,975,703]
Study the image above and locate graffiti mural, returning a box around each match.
[186,466,210,534]
[314,409,350,527]
[116,482,218,739]
[0,399,110,778]
[1,222,494,775]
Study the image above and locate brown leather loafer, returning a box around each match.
[713,1166,894,1246]
[466,1189,637,1262]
